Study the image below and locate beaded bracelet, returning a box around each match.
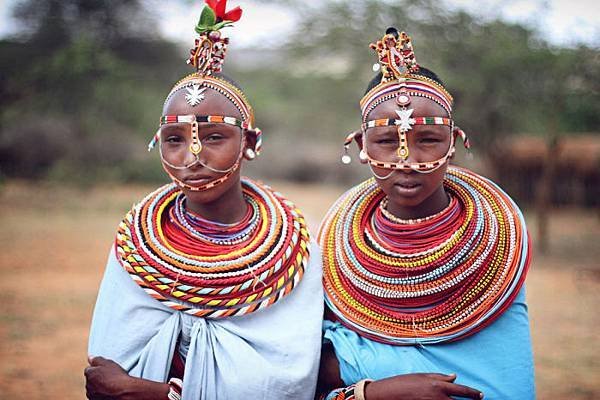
[167,377,183,400]
[355,379,373,400]
[322,384,355,400]
[323,379,373,400]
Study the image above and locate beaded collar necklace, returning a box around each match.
[115,178,310,318]
[318,166,531,344]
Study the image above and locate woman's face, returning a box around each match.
[362,95,452,215]
[161,87,250,205]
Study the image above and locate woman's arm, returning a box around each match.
[363,374,483,400]
[85,356,171,400]
[317,345,483,400]
[316,341,345,394]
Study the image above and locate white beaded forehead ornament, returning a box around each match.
[342,28,470,175]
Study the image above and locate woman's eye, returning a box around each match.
[375,137,398,144]
[420,138,442,144]
[165,136,183,143]
[204,133,224,142]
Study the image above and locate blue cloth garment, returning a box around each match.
[324,288,535,399]
[89,242,324,400]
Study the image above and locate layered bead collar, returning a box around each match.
[115,178,310,318]
[319,166,530,344]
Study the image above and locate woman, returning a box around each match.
[84,2,323,399]
[317,28,534,400]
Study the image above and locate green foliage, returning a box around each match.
[200,5,217,27]
[195,5,235,33]
[0,0,185,181]
[269,0,599,147]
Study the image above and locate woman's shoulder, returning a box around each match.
[447,165,526,215]
[130,182,179,210]
[240,176,310,223]
[114,182,179,224]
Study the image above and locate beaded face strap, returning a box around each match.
[152,114,246,180]
[148,115,247,153]
[342,28,469,175]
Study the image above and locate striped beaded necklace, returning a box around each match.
[171,193,260,246]
[115,178,310,318]
[319,166,530,344]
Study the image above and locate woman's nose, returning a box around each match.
[183,148,202,168]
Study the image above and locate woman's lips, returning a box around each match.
[396,181,419,187]
[184,175,212,185]
[394,180,421,194]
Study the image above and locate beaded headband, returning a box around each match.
[360,80,453,120]
[165,74,255,129]
[342,28,469,173]
[161,77,262,155]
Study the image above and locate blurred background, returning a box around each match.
[0,0,598,398]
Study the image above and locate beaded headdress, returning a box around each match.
[148,0,262,191]
[342,28,469,175]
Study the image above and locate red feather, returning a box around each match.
[205,0,219,12]
[204,0,241,23]
[223,6,242,22]
[215,0,227,18]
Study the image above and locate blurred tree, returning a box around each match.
[255,0,599,149]
[0,0,597,184]
[0,0,186,181]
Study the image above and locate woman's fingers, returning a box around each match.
[88,356,108,366]
[83,365,95,379]
[441,381,483,399]
[421,372,457,382]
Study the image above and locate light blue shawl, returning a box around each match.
[324,288,535,399]
[89,242,323,399]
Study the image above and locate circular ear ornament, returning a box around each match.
[244,148,256,160]
[359,149,368,161]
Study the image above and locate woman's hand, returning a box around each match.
[84,356,170,400]
[364,373,483,400]
[85,356,132,399]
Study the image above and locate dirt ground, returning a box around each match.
[0,180,598,399]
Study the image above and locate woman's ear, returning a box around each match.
[244,128,258,150]
[452,127,459,143]
[453,126,470,149]
[354,131,369,164]
[243,128,259,160]
[354,131,364,150]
